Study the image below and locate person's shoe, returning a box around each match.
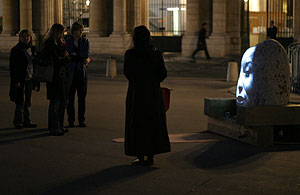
[144,156,154,166]
[23,123,37,128]
[14,124,23,129]
[49,129,64,136]
[206,57,212,60]
[79,122,86,128]
[131,157,145,166]
[61,127,69,133]
[68,122,74,128]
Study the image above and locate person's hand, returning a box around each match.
[65,50,69,57]
[84,57,91,66]
[14,82,21,88]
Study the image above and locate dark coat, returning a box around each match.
[267,26,277,39]
[124,46,171,156]
[65,36,89,91]
[44,41,68,101]
[198,27,207,44]
[9,42,30,104]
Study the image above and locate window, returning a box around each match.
[149,0,187,36]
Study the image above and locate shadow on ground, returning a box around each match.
[186,138,300,170]
[41,165,158,194]
[0,128,49,145]
[187,140,263,169]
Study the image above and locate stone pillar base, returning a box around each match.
[207,34,231,57]
[0,34,19,52]
[181,34,198,57]
[109,33,132,54]
[86,35,111,54]
[87,33,132,55]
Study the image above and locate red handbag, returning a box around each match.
[161,87,171,112]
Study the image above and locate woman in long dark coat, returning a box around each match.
[124,25,171,166]
[43,23,69,136]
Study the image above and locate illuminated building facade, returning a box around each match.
[0,0,299,57]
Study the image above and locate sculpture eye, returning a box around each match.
[243,62,252,77]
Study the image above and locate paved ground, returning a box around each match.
[1,53,300,194]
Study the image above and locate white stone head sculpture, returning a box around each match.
[236,39,290,106]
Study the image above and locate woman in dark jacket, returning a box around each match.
[124,25,171,166]
[43,23,69,136]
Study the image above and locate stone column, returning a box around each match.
[48,0,55,27]
[212,0,226,36]
[127,0,135,33]
[54,0,63,24]
[208,0,229,57]
[113,0,127,34]
[143,0,149,28]
[33,0,53,35]
[20,0,32,31]
[226,0,241,55]
[133,0,149,28]
[32,0,51,48]
[89,0,109,36]
[294,0,300,41]
[2,0,19,34]
[134,0,142,26]
[108,0,131,54]
[182,0,208,56]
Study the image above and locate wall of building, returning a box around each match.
[294,0,300,41]
[0,0,299,55]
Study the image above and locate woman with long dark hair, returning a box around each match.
[124,25,171,166]
[43,23,69,136]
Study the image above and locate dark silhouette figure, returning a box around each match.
[191,22,211,60]
[31,46,41,92]
[9,30,38,129]
[267,20,277,39]
[66,22,90,128]
[124,25,171,166]
[43,23,69,136]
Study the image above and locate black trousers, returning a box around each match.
[13,80,33,126]
[67,74,87,124]
[191,44,210,59]
[48,98,66,130]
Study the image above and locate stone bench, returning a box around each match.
[204,98,300,146]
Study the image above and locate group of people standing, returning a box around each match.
[7,19,279,165]
[9,23,171,166]
[9,22,90,136]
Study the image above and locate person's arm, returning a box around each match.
[199,29,206,43]
[124,50,132,80]
[65,38,73,55]
[80,38,90,65]
[79,38,89,59]
[9,48,21,87]
[155,50,167,82]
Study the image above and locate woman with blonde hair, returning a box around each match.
[43,23,69,135]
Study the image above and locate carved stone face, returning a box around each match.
[236,39,290,106]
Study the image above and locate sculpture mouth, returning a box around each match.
[237,96,246,105]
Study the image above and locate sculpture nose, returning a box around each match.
[238,86,243,93]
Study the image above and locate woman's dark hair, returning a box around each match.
[44,23,65,44]
[133,25,151,48]
[71,22,84,35]
[19,29,31,38]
